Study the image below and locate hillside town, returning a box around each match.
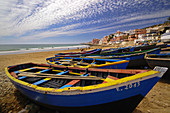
[90,24,170,46]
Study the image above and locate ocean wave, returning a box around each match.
[0,44,89,55]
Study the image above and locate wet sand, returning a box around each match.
[0,47,170,113]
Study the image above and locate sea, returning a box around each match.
[0,44,89,55]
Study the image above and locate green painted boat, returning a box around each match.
[85,48,161,68]
[85,48,160,57]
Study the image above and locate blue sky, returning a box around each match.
[0,0,170,44]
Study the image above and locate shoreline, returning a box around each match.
[0,46,170,113]
[0,44,90,55]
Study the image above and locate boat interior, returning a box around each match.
[47,57,122,67]
[8,63,143,89]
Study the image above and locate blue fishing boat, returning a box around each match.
[86,48,161,68]
[46,57,129,69]
[5,63,167,113]
[101,46,133,54]
[55,49,101,57]
[133,44,156,51]
[101,44,157,54]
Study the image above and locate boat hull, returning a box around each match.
[126,49,159,68]
[55,49,101,57]
[9,75,161,113]
[91,48,161,68]
[28,94,144,113]
[101,46,132,54]
[125,48,160,68]
[133,44,156,51]
[146,59,170,79]
[46,57,129,69]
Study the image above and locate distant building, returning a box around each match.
[91,24,168,45]
[114,31,124,37]
[146,27,159,34]
[113,31,128,42]
[158,25,170,34]
[138,34,146,39]
[145,26,165,40]
[133,29,146,39]
[108,38,114,45]
[124,30,134,35]
[128,34,137,41]
[92,38,100,45]
[133,29,146,35]
[99,36,109,45]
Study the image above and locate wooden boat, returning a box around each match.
[86,48,161,68]
[156,43,167,48]
[132,44,156,51]
[161,46,170,52]
[145,53,170,79]
[88,47,160,57]
[5,63,167,113]
[55,49,101,57]
[101,44,157,55]
[101,46,133,54]
[46,57,129,69]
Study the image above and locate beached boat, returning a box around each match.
[5,63,167,113]
[145,53,170,79]
[101,46,133,54]
[86,48,161,68]
[132,44,156,51]
[89,47,160,57]
[100,44,159,55]
[102,44,157,54]
[46,57,129,69]
[161,30,170,43]
[55,49,101,57]
[156,43,167,48]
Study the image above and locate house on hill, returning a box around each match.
[99,36,109,45]
[92,38,100,45]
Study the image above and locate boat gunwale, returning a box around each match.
[55,49,101,57]
[5,63,160,94]
[145,53,170,61]
[145,57,170,61]
[46,58,129,68]
[86,48,161,59]
[5,67,161,95]
[46,57,129,68]
[88,47,159,57]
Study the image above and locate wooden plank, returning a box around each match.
[32,71,69,85]
[107,75,119,80]
[79,62,90,65]
[59,74,89,89]
[59,80,80,89]
[18,68,51,80]
[18,73,103,80]
[14,67,35,74]
[102,75,119,83]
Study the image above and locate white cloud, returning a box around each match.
[19,17,166,42]
[0,0,170,43]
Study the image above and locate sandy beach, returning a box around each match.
[0,47,170,113]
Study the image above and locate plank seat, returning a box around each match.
[102,75,119,83]
[33,71,69,85]
[18,68,51,80]
[59,74,89,89]
[16,68,36,80]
